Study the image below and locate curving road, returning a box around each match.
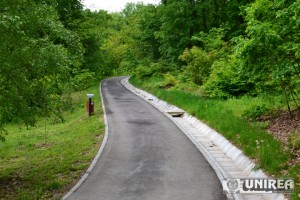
[67,77,226,200]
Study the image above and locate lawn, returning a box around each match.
[0,83,104,200]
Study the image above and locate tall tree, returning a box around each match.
[77,10,113,76]
[235,0,300,116]
[156,0,200,63]
[0,0,84,140]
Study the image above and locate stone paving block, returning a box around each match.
[220,161,237,167]
[215,157,234,162]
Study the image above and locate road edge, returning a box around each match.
[120,77,286,200]
[61,80,110,200]
[119,77,234,200]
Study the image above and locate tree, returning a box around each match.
[77,10,113,76]
[235,0,300,116]
[156,0,200,63]
[0,0,84,140]
[100,3,161,74]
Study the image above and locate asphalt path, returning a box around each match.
[67,77,226,200]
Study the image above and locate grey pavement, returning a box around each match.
[66,77,226,200]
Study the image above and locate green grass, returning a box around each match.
[0,82,104,200]
[130,76,300,199]
[224,95,282,117]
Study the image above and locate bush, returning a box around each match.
[133,62,173,80]
[72,70,96,92]
[159,73,179,89]
[242,104,271,120]
[203,55,255,98]
[179,46,215,85]
[133,65,153,79]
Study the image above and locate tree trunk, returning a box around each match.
[281,81,293,118]
[189,0,197,37]
[201,4,208,32]
[288,83,300,110]
[292,62,300,80]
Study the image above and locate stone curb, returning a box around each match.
[62,81,110,200]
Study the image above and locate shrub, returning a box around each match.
[179,46,215,85]
[203,55,255,98]
[242,104,271,120]
[133,65,153,79]
[160,73,179,89]
[72,70,96,92]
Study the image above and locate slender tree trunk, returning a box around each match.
[288,83,300,110]
[292,62,300,80]
[189,0,197,37]
[292,89,300,101]
[201,3,208,32]
[281,81,293,118]
[213,0,219,26]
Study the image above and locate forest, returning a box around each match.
[1,0,300,198]
[1,0,300,138]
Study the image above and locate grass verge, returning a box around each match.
[130,76,300,200]
[0,82,104,200]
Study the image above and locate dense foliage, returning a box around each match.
[100,0,300,117]
[1,0,300,198]
[1,0,300,138]
[0,0,113,141]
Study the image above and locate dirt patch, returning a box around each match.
[267,110,300,145]
[0,173,24,197]
[259,110,300,191]
[261,110,300,164]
